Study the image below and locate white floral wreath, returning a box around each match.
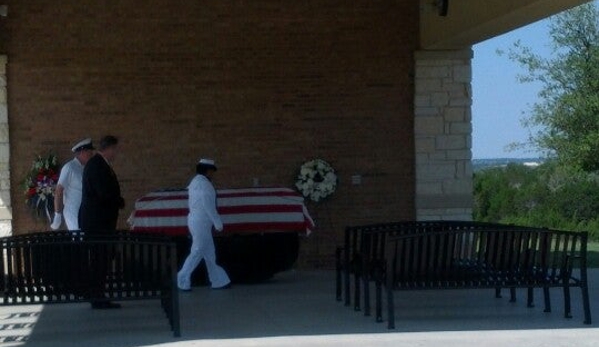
[295,159,337,202]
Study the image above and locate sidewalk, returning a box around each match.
[1,270,597,347]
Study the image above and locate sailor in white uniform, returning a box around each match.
[51,138,95,231]
[177,158,231,290]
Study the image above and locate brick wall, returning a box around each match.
[5,0,418,268]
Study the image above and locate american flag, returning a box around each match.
[129,187,315,236]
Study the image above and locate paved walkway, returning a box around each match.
[1,270,598,347]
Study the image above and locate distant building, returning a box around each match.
[523,162,541,168]
[473,158,544,172]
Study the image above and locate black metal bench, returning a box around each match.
[335,221,517,315]
[383,227,591,329]
[0,231,180,337]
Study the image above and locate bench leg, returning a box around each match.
[335,248,343,302]
[527,287,534,308]
[354,270,361,311]
[363,274,371,316]
[496,287,517,302]
[387,285,395,329]
[543,287,551,313]
[344,232,351,307]
[581,283,592,324]
[344,259,350,307]
[172,290,181,337]
[376,277,383,323]
[495,287,502,298]
[563,283,572,319]
[580,256,592,324]
[170,247,181,338]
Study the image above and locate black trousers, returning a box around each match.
[83,227,118,304]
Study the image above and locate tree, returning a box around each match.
[506,2,599,171]
[473,162,599,239]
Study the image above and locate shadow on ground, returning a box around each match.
[2,270,597,347]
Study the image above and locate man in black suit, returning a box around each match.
[79,135,125,309]
[79,135,125,233]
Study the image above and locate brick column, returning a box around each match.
[0,55,11,236]
[414,49,473,221]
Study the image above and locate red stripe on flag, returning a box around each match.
[138,195,188,202]
[134,209,189,217]
[217,191,301,198]
[224,222,309,233]
[218,205,303,214]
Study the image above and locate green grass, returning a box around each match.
[588,241,599,268]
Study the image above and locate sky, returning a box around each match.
[472,19,553,159]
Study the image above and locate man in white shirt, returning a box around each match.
[50,138,95,231]
[177,158,231,290]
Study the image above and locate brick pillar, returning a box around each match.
[0,55,11,236]
[414,49,473,221]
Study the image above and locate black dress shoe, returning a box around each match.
[91,301,122,309]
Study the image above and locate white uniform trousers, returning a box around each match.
[63,208,79,231]
[177,216,230,289]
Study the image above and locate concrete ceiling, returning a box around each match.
[420,0,591,49]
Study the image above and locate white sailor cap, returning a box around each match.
[198,158,217,170]
[71,138,95,153]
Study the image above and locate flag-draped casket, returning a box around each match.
[129,187,314,283]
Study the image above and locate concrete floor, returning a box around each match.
[1,270,598,347]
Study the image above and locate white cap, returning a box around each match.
[71,138,95,153]
[198,158,217,170]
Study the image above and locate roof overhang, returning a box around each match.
[420,0,591,49]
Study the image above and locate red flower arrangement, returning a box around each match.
[22,154,60,221]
